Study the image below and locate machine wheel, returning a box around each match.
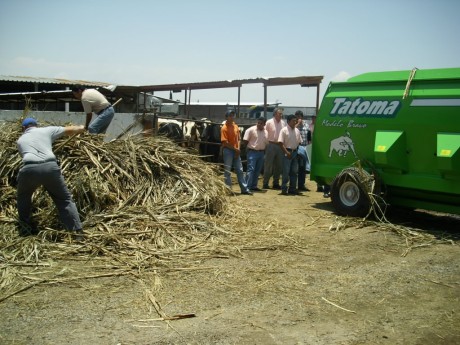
[330,167,373,217]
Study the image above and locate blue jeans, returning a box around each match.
[245,150,265,190]
[282,150,299,192]
[223,147,249,193]
[297,146,308,189]
[88,106,115,134]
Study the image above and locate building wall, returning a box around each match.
[0,110,144,142]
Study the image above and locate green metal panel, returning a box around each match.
[374,131,408,172]
[437,133,460,175]
[311,67,460,214]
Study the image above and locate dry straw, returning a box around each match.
[0,120,243,299]
[0,119,303,304]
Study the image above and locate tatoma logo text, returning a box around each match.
[330,98,401,117]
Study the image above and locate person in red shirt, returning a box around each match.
[221,110,252,195]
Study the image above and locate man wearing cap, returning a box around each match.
[278,114,302,195]
[263,108,286,189]
[221,110,252,195]
[71,86,114,134]
[16,118,85,236]
[242,116,268,191]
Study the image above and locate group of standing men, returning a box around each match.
[220,108,312,196]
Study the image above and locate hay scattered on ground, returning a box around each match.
[0,120,304,302]
[1,119,455,304]
[0,119,231,247]
[0,120,231,297]
[327,161,457,256]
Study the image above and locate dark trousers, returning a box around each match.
[297,155,307,189]
[17,161,82,231]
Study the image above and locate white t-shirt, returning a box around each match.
[265,118,286,142]
[243,125,268,150]
[81,89,110,114]
[278,125,301,150]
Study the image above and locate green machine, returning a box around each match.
[310,67,460,217]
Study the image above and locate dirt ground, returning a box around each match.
[1,178,459,345]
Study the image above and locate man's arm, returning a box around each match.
[278,130,291,158]
[85,113,92,130]
[63,125,85,136]
[278,141,290,157]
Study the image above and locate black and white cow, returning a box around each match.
[199,121,222,163]
[157,119,184,142]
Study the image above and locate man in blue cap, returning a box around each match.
[16,117,85,237]
[220,110,252,195]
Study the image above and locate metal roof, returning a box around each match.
[0,76,115,103]
[0,75,324,112]
[126,76,323,93]
[0,75,112,87]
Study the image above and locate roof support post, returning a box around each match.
[263,83,268,118]
[187,88,191,119]
[237,86,241,117]
[184,89,188,117]
[316,83,320,116]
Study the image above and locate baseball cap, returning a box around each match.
[225,110,236,117]
[22,118,38,127]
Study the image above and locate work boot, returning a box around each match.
[73,229,85,241]
[288,190,301,195]
[18,223,39,236]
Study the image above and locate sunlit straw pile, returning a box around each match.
[0,120,234,267]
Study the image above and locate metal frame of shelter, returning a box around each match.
[0,75,324,119]
[116,76,324,118]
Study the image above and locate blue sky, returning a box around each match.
[0,0,459,106]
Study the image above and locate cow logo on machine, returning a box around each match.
[329,131,358,158]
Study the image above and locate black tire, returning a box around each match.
[330,167,372,217]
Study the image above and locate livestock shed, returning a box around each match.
[128,75,324,121]
[175,103,317,125]
[0,75,178,114]
[0,74,323,139]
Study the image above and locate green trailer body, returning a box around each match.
[310,67,460,216]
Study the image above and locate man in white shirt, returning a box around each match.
[242,116,268,191]
[278,114,302,195]
[72,86,114,134]
[262,108,286,189]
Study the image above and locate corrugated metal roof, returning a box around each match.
[0,75,324,108]
[132,75,323,92]
[0,75,111,87]
[0,75,323,92]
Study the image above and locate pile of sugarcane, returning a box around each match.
[0,120,232,267]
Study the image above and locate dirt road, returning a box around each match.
[1,179,459,345]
